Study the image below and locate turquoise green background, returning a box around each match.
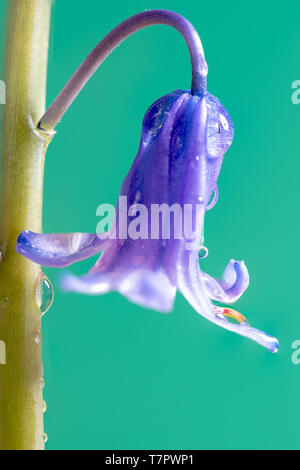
[1,0,300,450]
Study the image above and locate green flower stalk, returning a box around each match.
[0,0,52,450]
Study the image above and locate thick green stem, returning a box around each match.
[0,0,52,450]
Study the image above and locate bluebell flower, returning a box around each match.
[16,88,278,352]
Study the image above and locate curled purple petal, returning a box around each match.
[203,259,249,303]
[178,252,278,352]
[16,231,106,267]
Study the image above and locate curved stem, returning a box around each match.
[39,9,208,131]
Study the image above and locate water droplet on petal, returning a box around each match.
[34,329,41,344]
[43,433,48,444]
[42,399,47,413]
[36,272,54,316]
[40,377,45,389]
[199,246,208,259]
[219,113,229,130]
[206,186,219,211]
[214,306,248,325]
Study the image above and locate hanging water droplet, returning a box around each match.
[36,272,54,316]
[43,433,48,444]
[40,377,45,389]
[34,329,41,344]
[199,246,208,259]
[206,186,219,210]
[42,399,47,413]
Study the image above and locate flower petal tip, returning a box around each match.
[270,342,279,354]
[16,230,33,258]
[264,335,279,354]
[16,229,29,247]
[246,327,279,353]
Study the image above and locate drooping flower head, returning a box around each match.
[16,10,278,352]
